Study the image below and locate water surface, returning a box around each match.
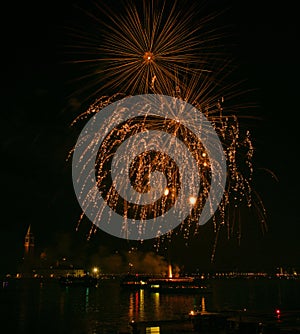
[1,278,299,333]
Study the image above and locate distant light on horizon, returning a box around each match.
[92,267,99,273]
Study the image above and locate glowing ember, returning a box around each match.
[189,196,197,205]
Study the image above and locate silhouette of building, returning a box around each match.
[24,225,34,257]
[21,225,35,277]
[19,226,86,278]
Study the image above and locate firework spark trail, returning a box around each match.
[72,94,228,240]
[67,0,268,260]
[66,0,228,98]
[70,93,266,246]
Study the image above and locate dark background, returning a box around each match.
[1,0,299,274]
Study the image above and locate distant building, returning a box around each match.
[36,265,86,278]
[19,226,86,278]
[21,225,35,277]
[24,225,34,257]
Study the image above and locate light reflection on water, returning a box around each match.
[1,278,300,334]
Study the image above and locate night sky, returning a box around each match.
[1,0,299,274]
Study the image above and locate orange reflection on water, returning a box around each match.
[152,292,160,317]
[128,289,145,321]
[129,292,134,319]
[139,289,145,320]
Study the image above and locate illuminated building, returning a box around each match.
[24,225,34,257]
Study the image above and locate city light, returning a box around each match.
[92,267,99,278]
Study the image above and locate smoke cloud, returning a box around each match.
[90,248,178,275]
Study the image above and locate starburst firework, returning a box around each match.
[66,0,227,97]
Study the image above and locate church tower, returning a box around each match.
[24,225,35,257]
[22,225,35,276]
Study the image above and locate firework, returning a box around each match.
[71,92,266,242]
[66,0,227,98]
[68,0,267,261]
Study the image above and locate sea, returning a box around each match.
[1,277,300,334]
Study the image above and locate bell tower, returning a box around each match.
[22,225,35,276]
[24,225,34,256]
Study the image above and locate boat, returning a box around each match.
[120,266,211,293]
[146,277,211,293]
[59,274,98,287]
[121,275,211,293]
[120,274,149,289]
